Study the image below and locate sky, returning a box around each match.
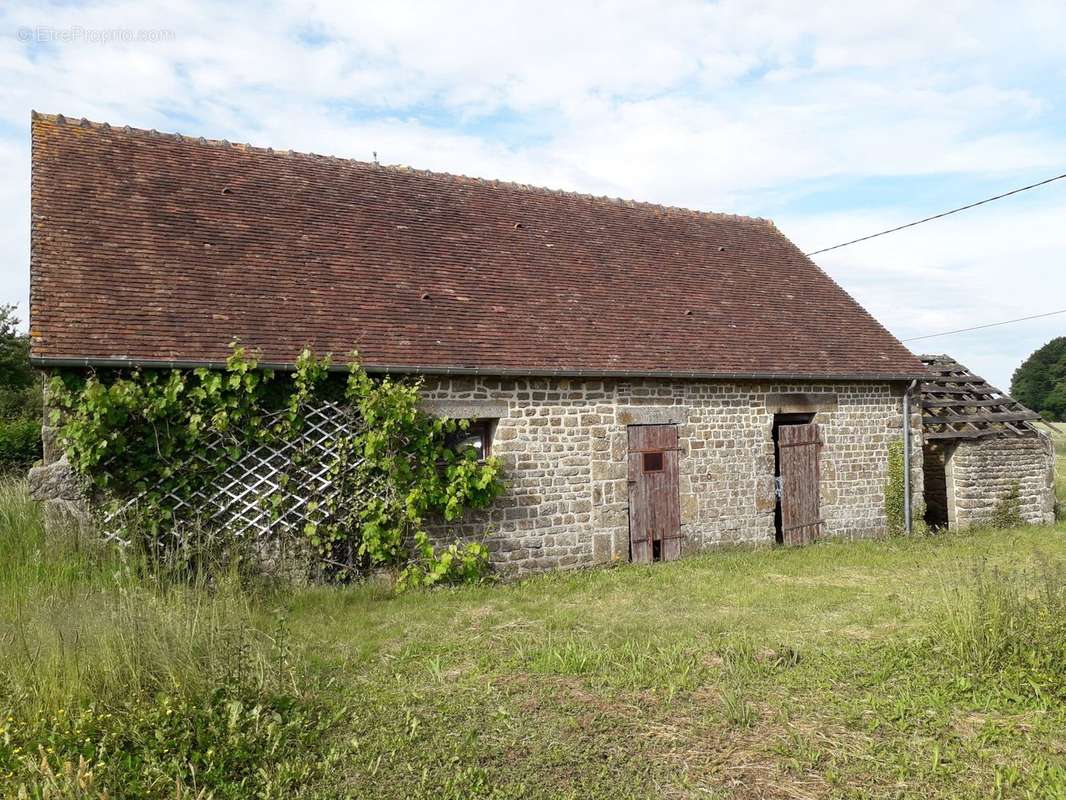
[2,0,1065,390]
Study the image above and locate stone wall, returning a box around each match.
[422,377,917,575]
[26,389,93,539]
[943,433,1056,528]
[30,374,922,576]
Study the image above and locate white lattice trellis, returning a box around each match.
[102,401,386,548]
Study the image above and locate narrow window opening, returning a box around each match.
[652,539,662,562]
[444,418,496,459]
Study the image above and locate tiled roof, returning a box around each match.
[29,112,926,379]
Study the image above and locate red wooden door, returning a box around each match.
[627,425,682,563]
[778,422,822,545]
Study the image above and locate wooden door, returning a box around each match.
[627,425,682,563]
[778,422,822,545]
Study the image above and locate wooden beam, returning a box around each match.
[924,428,1009,440]
[923,410,1041,426]
[920,384,989,395]
[924,374,985,383]
[922,398,1013,408]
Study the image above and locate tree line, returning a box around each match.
[1011,337,1066,422]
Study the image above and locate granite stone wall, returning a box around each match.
[30,375,924,576]
[422,377,918,575]
[27,387,94,540]
[943,434,1056,528]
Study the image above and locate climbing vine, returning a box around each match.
[988,481,1023,529]
[884,438,928,536]
[48,345,503,588]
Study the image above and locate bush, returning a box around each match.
[396,532,492,591]
[0,418,41,473]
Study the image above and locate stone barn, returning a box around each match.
[28,112,932,574]
[920,355,1057,529]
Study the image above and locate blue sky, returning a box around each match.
[2,0,1065,389]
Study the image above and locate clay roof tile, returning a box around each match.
[28,112,925,378]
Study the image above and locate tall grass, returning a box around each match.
[931,558,1066,703]
[0,479,336,797]
[0,478,94,596]
[0,480,280,713]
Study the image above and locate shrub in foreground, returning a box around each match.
[1,682,341,799]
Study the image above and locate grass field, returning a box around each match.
[1,477,1065,799]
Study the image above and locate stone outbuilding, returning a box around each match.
[920,355,1057,528]
[28,112,937,574]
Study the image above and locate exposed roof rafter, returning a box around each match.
[919,355,1046,441]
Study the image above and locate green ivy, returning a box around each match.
[396,531,492,592]
[988,482,1023,529]
[48,345,504,587]
[884,438,928,536]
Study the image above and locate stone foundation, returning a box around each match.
[422,377,918,575]
[943,434,1056,528]
[27,454,94,541]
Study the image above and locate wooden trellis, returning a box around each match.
[919,355,1045,441]
[102,401,386,546]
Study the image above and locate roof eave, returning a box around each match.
[29,355,927,382]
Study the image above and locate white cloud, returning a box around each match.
[2,0,1065,387]
[781,197,1066,388]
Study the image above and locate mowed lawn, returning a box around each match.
[293,527,1066,800]
[1,477,1065,799]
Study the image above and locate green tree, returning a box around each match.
[0,304,34,396]
[1011,337,1066,421]
[0,304,43,470]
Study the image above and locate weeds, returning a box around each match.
[514,632,706,693]
[930,558,1066,704]
[988,483,1024,529]
[720,688,758,729]
[0,479,340,798]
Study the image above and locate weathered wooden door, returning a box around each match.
[627,425,682,563]
[778,422,822,545]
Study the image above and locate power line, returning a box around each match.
[902,308,1066,342]
[805,171,1066,256]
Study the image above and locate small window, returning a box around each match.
[642,451,664,472]
[445,419,495,459]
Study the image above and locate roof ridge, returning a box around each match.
[31,110,775,228]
